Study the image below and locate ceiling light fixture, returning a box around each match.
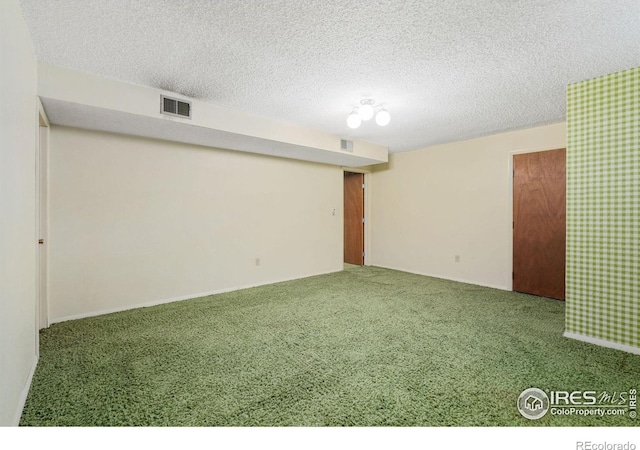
[347,108,362,129]
[358,99,375,121]
[346,99,390,129]
[375,107,391,126]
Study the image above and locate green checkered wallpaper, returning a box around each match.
[566,66,639,350]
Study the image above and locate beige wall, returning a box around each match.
[0,0,38,426]
[48,126,344,322]
[370,123,566,290]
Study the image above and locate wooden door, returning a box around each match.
[344,172,364,265]
[513,149,566,300]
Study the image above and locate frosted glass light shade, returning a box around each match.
[347,111,362,129]
[375,109,391,126]
[358,104,374,121]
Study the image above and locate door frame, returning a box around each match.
[36,98,50,332]
[508,147,566,292]
[342,167,371,266]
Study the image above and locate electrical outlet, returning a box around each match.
[255,258,261,266]
[455,255,460,263]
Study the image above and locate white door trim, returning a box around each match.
[37,98,50,331]
[508,146,566,292]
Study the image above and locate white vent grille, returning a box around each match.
[340,139,353,152]
[161,95,191,119]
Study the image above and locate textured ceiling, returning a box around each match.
[19,0,640,152]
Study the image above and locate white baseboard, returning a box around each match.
[564,331,640,355]
[371,264,509,291]
[50,268,343,324]
[12,353,38,426]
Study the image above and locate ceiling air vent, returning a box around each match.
[340,139,353,153]
[161,95,191,119]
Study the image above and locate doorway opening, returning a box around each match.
[37,101,50,330]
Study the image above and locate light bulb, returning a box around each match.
[358,103,374,121]
[375,108,391,126]
[347,110,362,129]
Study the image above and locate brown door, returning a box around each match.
[344,172,364,265]
[513,149,566,300]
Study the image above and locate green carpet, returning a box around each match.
[20,266,640,426]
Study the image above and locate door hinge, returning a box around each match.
[362,183,365,189]
[362,217,365,224]
[362,251,366,258]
